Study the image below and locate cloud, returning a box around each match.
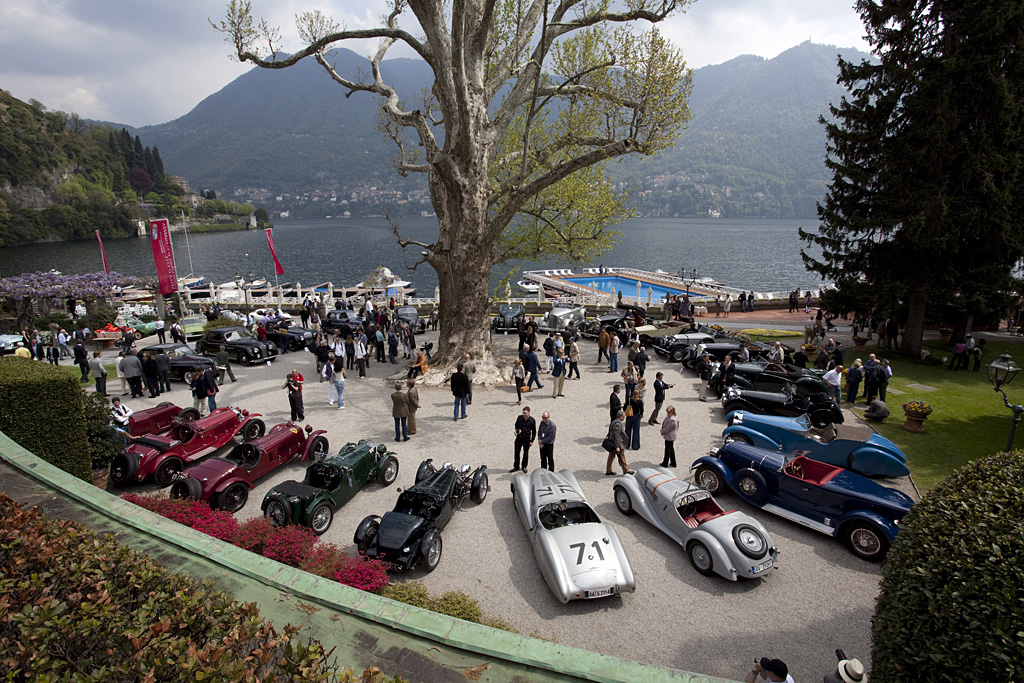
[0,0,870,126]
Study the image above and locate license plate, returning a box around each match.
[586,587,613,599]
[751,560,773,574]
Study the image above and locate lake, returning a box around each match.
[0,217,823,295]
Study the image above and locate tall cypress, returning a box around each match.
[800,0,1024,355]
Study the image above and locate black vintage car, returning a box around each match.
[194,327,279,365]
[394,305,427,334]
[721,384,843,427]
[492,303,525,332]
[321,309,364,336]
[354,459,488,572]
[267,319,316,352]
[713,357,829,398]
[141,343,217,382]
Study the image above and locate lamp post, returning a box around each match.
[987,352,1024,452]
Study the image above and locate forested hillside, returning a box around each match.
[0,91,180,247]
[132,42,868,219]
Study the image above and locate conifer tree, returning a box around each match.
[801,0,1024,355]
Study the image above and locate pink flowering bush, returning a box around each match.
[300,543,390,594]
[262,524,317,567]
[122,493,238,541]
[122,494,388,594]
[232,517,277,555]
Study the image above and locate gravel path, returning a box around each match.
[114,322,886,682]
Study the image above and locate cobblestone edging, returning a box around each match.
[0,430,737,683]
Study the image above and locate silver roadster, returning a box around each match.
[511,469,636,603]
[613,468,779,581]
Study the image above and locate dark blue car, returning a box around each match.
[692,442,914,561]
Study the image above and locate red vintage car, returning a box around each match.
[109,407,265,487]
[127,402,200,437]
[168,422,328,512]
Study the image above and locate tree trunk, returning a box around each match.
[433,246,493,366]
[900,290,928,357]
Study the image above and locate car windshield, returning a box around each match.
[538,502,599,529]
[224,329,254,341]
[170,346,194,359]
[500,305,522,315]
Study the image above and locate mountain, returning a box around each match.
[136,42,871,218]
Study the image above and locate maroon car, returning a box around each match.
[109,407,265,487]
[168,422,329,512]
[127,402,200,437]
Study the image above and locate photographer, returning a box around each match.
[745,657,793,683]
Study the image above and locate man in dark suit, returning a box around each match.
[450,363,470,420]
[609,385,623,421]
[523,344,543,390]
[511,406,537,473]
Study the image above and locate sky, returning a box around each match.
[0,0,870,128]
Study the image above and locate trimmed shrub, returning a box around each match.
[380,582,515,631]
[204,316,242,333]
[872,450,1024,682]
[0,356,91,480]
[262,523,318,567]
[0,495,375,682]
[82,390,123,469]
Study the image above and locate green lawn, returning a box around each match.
[754,334,1023,491]
[57,362,119,381]
[842,339,1024,491]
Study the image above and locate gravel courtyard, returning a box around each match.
[117,325,893,681]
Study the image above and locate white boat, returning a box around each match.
[517,279,539,293]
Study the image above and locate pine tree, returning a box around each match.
[801,0,1024,355]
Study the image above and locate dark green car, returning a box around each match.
[261,440,399,535]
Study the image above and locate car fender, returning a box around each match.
[690,456,735,489]
[603,525,636,592]
[535,527,576,604]
[511,474,533,530]
[848,446,910,478]
[837,510,900,543]
[732,375,755,390]
[722,425,780,450]
[300,429,329,460]
[794,376,828,393]
[722,398,762,414]
[210,473,252,496]
[303,493,334,528]
[137,451,170,482]
[612,474,659,528]
[686,529,738,581]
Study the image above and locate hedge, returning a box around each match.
[0,495,406,682]
[0,356,91,480]
[872,450,1024,682]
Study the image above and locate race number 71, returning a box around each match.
[570,541,605,564]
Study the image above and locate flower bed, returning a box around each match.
[122,493,390,591]
[741,328,799,339]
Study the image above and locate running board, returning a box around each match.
[762,504,836,535]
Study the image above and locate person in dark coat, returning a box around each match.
[142,352,161,398]
[390,381,410,442]
[523,345,543,390]
[511,406,537,472]
[846,360,863,403]
[282,370,304,421]
[624,393,644,450]
[450,363,470,420]
[73,341,90,382]
[155,349,172,393]
[609,385,623,421]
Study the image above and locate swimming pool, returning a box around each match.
[561,275,697,302]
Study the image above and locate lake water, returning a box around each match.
[0,217,823,295]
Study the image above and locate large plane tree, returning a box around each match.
[801,0,1024,356]
[217,0,694,369]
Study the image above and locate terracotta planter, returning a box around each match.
[902,410,929,433]
[853,339,868,351]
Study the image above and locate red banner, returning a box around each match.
[95,230,109,273]
[265,228,285,276]
[149,219,178,295]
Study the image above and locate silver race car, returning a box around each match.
[613,468,779,581]
[511,469,636,603]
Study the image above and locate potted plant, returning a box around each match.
[938,327,953,343]
[902,400,933,433]
[852,334,871,351]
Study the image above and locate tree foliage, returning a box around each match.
[800,0,1024,355]
[216,0,695,364]
[0,90,185,246]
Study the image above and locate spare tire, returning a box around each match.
[169,477,203,501]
